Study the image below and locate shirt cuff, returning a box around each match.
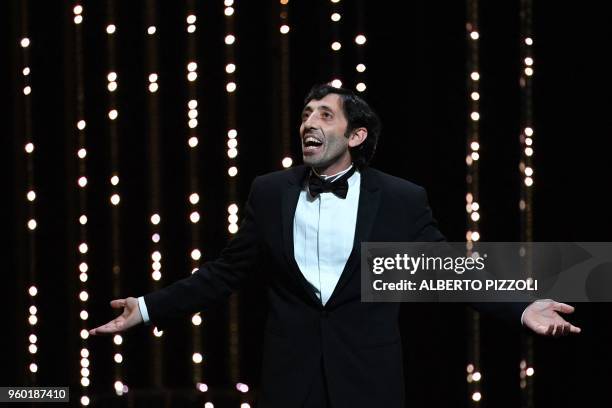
[138,296,150,325]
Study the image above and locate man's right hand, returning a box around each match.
[89,297,143,336]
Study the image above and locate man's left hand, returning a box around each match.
[523,299,581,337]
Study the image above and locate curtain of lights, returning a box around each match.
[519,0,536,405]
[354,0,367,94]
[465,0,482,404]
[104,0,127,397]
[144,0,165,389]
[8,2,556,405]
[279,0,292,169]
[184,0,205,391]
[19,0,39,382]
[71,3,92,406]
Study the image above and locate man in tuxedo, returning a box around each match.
[90,84,580,407]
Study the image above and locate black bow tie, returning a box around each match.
[308,166,356,199]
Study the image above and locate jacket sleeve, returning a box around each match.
[412,186,530,326]
[143,177,263,326]
[411,186,446,242]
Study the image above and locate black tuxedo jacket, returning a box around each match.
[144,165,525,408]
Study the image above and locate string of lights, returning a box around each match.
[147,21,164,372]
[279,0,292,169]
[223,1,249,406]
[184,0,205,394]
[19,0,39,383]
[72,3,92,406]
[103,0,127,397]
[465,0,482,405]
[329,0,342,88]
[354,0,367,93]
[519,0,536,405]
[144,0,164,389]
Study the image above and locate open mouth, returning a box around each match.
[303,135,324,154]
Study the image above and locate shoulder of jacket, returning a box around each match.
[249,165,308,196]
[364,167,426,196]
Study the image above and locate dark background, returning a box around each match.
[3,0,612,407]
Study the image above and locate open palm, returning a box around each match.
[523,299,581,337]
[89,297,142,336]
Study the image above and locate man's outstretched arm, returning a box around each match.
[412,186,581,337]
[89,177,263,335]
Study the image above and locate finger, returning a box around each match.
[554,324,566,338]
[89,324,110,336]
[569,325,582,334]
[560,324,570,337]
[541,324,554,336]
[93,320,124,334]
[552,302,575,314]
[550,324,559,337]
[554,324,567,337]
[110,299,126,309]
[88,326,110,336]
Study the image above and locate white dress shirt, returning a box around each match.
[293,165,360,305]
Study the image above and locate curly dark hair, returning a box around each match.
[303,84,381,169]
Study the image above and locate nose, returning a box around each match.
[302,111,318,130]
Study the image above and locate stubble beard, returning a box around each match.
[304,140,348,173]
[301,128,352,173]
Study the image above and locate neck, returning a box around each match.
[314,157,353,177]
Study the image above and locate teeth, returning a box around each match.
[305,136,319,143]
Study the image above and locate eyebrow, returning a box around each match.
[302,104,334,114]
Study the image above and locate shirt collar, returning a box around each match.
[312,163,354,182]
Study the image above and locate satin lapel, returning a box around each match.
[327,168,381,306]
[281,166,322,306]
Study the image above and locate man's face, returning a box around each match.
[300,93,351,172]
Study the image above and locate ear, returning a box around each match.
[348,127,368,148]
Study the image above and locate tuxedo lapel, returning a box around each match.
[327,167,381,306]
[281,166,322,306]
